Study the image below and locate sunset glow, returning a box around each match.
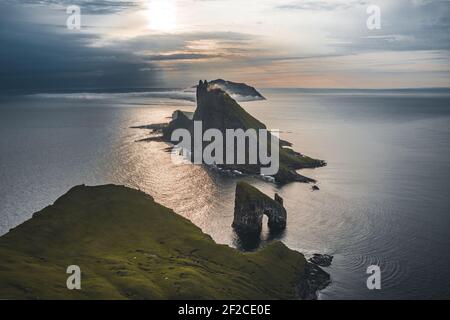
[148,0,177,32]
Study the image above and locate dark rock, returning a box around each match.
[274,193,283,206]
[274,166,316,184]
[296,262,331,300]
[137,80,326,185]
[232,182,287,234]
[130,123,166,131]
[312,185,320,191]
[136,136,165,143]
[162,110,192,140]
[309,254,333,267]
[194,80,266,131]
[171,110,193,120]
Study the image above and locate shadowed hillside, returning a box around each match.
[0,184,329,300]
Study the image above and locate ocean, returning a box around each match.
[1,88,449,299]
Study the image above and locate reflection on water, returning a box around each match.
[233,223,287,252]
[0,90,450,299]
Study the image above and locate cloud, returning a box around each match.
[331,0,450,52]
[144,53,219,61]
[0,0,449,90]
[5,0,143,14]
[0,2,160,93]
[277,0,368,11]
[103,31,258,63]
[0,1,262,91]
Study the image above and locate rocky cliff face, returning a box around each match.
[232,182,287,234]
[154,80,325,184]
[162,110,192,140]
[195,80,266,130]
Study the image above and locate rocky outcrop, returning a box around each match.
[138,80,326,185]
[309,254,333,267]
[296,263,331,300]
[195,80,266,130]
[232,182,287,234]
[162,110,192,140]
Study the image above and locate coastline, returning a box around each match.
[0,184,330,300]
[134,80,326,185]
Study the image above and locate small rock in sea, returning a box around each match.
[297,263,331,300]
[309,254,333,267]
[312,185,320,191]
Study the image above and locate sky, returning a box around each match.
[0,0,449,91]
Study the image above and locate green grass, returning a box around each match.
[221,91,324,171]
[0,184,306,300]
[235,181,272,203]
[221,92,267,130]
[279,148,323,169]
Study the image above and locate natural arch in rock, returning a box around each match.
[232,182,287,234]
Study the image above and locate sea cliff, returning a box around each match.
[144,80,326,185]
[0,184,329,299]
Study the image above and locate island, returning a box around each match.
[138,80,326,185]
[0,184,330,299]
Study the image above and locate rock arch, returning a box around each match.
[232,182,287,234]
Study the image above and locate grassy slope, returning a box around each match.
[222,92,322,170]
[236,181,272,203]
[0,185,306,300]
[221,93,267,130]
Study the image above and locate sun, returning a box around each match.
[148,0,177,32]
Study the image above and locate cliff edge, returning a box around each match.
[160,80,325,184]
[0,184,330,299]
[233,182,287,234]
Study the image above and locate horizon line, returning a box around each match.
[1,86,450,96]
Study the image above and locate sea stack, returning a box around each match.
[232,182,287,234]
[145,79,326,185]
